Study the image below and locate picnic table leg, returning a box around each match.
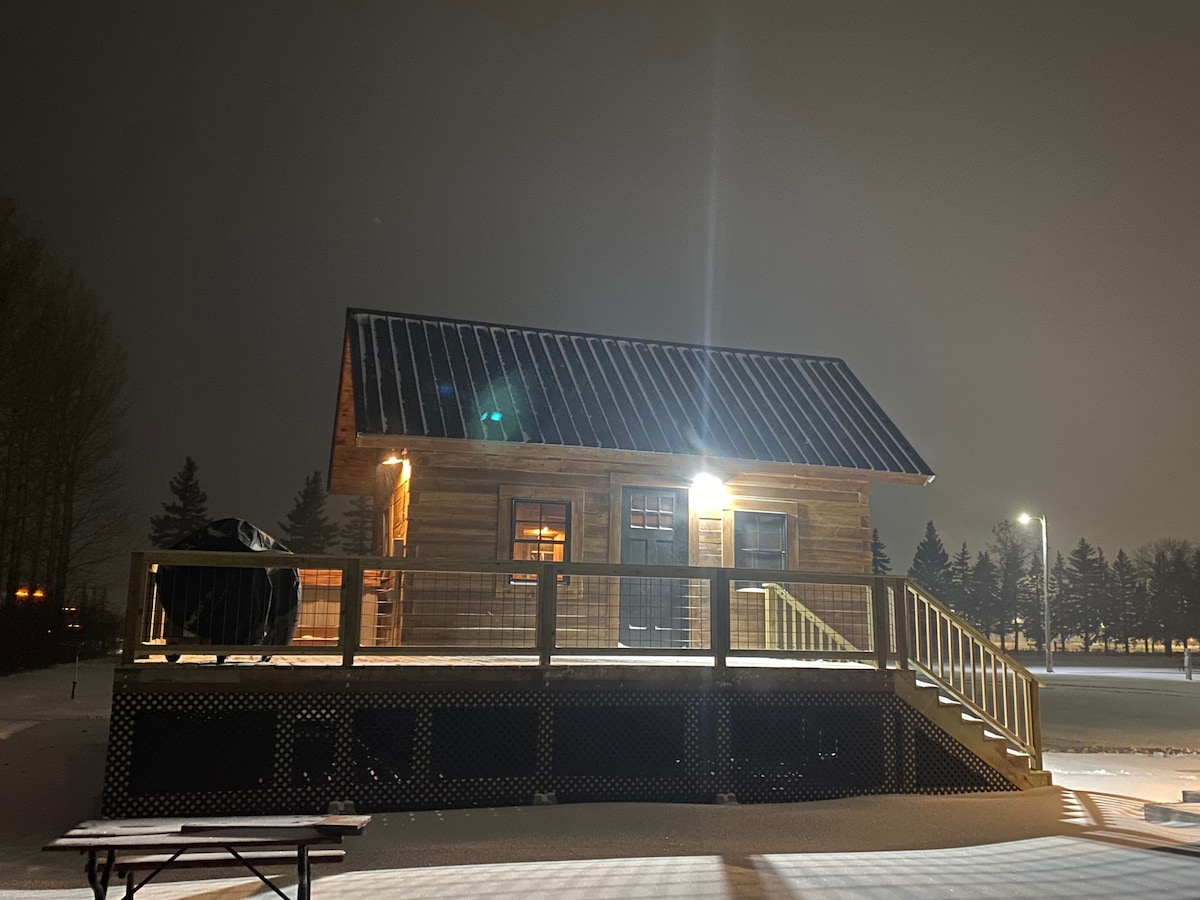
[85,849,114,900]
[296,844,310,900]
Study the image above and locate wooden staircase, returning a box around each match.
[893,669,1051,789]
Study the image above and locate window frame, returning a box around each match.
[733,509,789,571]
[509,498,571,584]
[497,486,585,587]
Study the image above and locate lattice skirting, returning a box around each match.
[102,684,1017,816]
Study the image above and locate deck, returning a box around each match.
[103,551,1045,817]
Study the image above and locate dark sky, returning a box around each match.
[4,1,1199,568]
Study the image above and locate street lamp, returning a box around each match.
[1018,512,1052,673]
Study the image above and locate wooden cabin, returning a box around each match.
[101,311,1049,821]
[327,309,934,653]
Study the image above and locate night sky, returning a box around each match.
[4,2,1199,569]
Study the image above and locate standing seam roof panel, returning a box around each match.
[566,336,618,449]
[343,309,933,477]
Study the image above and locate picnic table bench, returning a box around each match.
[44,814,370,900]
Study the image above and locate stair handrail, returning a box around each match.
[762,582,857,652]
[902,579,1043,768]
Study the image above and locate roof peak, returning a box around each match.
[344,306,848,366]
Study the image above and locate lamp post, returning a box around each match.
[1018,512,1051,673]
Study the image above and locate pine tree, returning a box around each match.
[989,520,1029,650]
[871,529,891,574]
[969,551,998,636]
[1062,538,1103,653]
[148,457,209,547]
[908,521,950,597]
[1018,550,1046,651]
[1050,552,1068,653]
[1108,549,1139,653]
[340,494,374,555]
[947,542,973,614]
[278,471,339,553]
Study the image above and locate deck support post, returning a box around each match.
[537,565,558,666]
[339,558,363,667]
[711,570,730,669]
[122,552,148,665]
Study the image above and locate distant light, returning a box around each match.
[480,411,503,422]
[1018,512,1031,524]
[691,473,727,512]
[14,588,29,599]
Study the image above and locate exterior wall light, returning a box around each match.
[691,473,727,513]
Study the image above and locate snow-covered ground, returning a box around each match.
[3,658,1199,898]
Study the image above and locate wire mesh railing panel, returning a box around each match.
[143,562,327,655]
[729,580,872,653]
[554,575,710,650]
[294,569,342,646]
[376,570,538,649]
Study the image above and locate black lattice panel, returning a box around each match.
[103,683,1017,817]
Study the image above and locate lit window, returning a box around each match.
[734,511,787,571]
[511,500,569,583]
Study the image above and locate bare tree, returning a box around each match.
[0,198,131,605]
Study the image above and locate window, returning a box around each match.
[628,491,675,530]
[734,511,787,571]
[511,500,569,583]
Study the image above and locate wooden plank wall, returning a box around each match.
[399,446,873,573]
[343,442,877,649]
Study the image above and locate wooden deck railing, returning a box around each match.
[121,551,1041,764]
[762,582,856,652]
[903,580,1043,766]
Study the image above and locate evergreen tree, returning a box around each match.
[340,494,375,555]
[278,471,339,553]
[947,542,973,615]
[148,457,209,547]
[1062,538,1104,652]
[908,521,950,597]
[871,529,891,575]
[1108,549,1139,653]
[1017,550,1045,651]
[1050,552,1068,653]
[969,551,998,636]
[988,520,1029,650]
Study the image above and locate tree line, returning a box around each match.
[150,457,373,554]
[872,523,1200,655]
[0,199,128,669]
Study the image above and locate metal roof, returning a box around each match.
[344,309,933,478]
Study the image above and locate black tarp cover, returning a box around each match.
[156,518,301,645]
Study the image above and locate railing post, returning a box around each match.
[537,565,558,667]
[871,577,890,670]
[122,552,149,665]
[890,577,910,668]
[710,569,730,669]
[339,557,363,667]
[1027,678,1044,770]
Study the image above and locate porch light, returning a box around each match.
[381,454,403,465]
[690,473,727,512]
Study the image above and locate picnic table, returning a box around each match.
[44,813,371,900]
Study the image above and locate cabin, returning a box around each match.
[103,308,1047,820]
[326,309,933,652]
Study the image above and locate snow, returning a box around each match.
[3,658,1200,898]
